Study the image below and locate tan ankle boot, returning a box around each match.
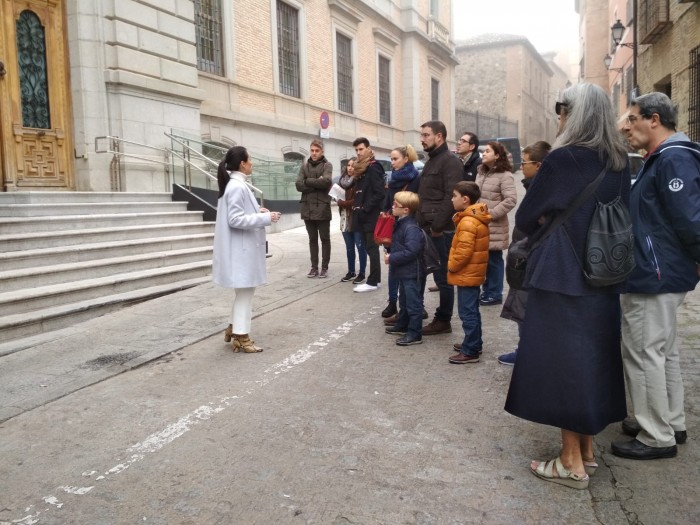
[232,334,263,353]
[224,324,233,342]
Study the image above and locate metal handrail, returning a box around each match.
[95,134,264,205]
[165,132,264,204]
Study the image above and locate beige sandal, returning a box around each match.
[582,456,598,477]
[224,324,233,343]
[531,457,590,490]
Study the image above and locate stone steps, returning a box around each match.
[0,192,214,348]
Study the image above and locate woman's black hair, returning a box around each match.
[217,146,249,198]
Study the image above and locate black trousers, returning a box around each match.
[363,230,381,286]
[304,220,331,269]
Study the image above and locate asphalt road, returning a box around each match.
[1,177,699,524]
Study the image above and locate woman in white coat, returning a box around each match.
[212,146,281,352]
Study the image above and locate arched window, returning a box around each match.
[202,141,230,163]
[283,151,304,173]
[16,10,50,129]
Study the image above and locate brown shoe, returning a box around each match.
[449,353,479,364]
[422,318,452,335]
[384,314,398,325]
[453,343,483,355]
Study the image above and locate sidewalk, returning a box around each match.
[0,224,340,422]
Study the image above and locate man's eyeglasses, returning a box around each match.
[521,161,538,165]
[555,101,568,116]
[458,138,473,144]
[626,114,644,125]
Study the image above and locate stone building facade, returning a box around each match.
[635,0,700,140]
[581,0,700,140]
[454,35,567,147]
[0,0,458,193]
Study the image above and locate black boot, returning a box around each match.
[381,301,398,318]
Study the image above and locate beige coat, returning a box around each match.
[475,166,517,251]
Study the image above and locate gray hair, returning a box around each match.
[554,83,629,171]
[631,92,677,131]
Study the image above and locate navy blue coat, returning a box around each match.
[515,146,630,296]
[389,215,425,280]
[625,133,700,293]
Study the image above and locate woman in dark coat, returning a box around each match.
[504,83,630,490]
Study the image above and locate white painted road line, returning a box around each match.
[2,309,379,525]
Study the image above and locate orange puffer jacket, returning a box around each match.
[447,203,492,287]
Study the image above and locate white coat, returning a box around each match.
[212,172,272,288]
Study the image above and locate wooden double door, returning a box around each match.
[0,0,74,191]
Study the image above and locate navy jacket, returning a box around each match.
[389,215,425,280]
[515,146,630,296]
[352,160,386,233]
[462,152,482,182]
[625,133,700,293]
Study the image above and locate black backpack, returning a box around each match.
[566,169,635,287]
[411,226,441,274]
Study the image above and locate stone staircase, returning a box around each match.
[0,192,214,352]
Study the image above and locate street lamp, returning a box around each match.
[603,54,624,73]
[611,19,635,49]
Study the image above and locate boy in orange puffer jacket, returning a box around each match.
[447,181,492,364]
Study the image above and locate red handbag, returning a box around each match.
[373,212,395,246]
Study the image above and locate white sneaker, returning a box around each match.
[353,283,378,292]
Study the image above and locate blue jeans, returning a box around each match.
[341,231,366,274]
[420,231,454,321]
[387,267,399,302]
[457,286,482,356]
[395,278,423,339]
[482,250,504,300]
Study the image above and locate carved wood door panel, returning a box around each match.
[0,0,74,191]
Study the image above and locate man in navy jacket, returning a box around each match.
[612,92,700,460]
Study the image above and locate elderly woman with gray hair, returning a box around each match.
[504,83,631,490]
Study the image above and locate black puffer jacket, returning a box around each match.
[417,143,464,233]
[295,157,333,221]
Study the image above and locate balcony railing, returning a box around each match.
[427,16,450,48]
[638,0,672,44]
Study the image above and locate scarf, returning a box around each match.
[388,163,419,190]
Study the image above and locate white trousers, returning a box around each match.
[620,292,687,447]
[230,287,256,335]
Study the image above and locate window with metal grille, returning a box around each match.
[277,1,300,98]
[337,33,353,113]
[195,0,223,76]
[378,56,391,124]
[431,78,439,120]
[690,45,700,142]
